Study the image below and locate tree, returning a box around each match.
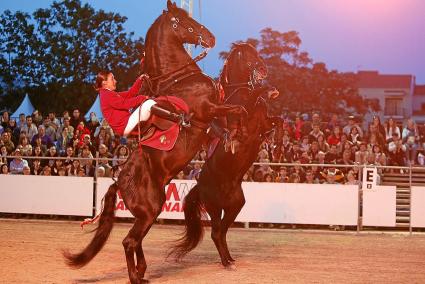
[218,28,366,117]
[0,0,144,115]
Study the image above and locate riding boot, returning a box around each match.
[150,105,181,122]
[208,119,229,139]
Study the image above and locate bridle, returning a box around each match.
[221,48,267,104]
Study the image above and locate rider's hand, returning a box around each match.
[139,74,149,80]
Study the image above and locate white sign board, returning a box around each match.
[362,167,378,189]
[0,175,93,216]
[362,185,396,227]
[411,186,425,228]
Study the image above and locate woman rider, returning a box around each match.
[96,71,180,137]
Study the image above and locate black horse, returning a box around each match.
[169,43,283,267]
[63,2,247,283]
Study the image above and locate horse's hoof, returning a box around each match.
[225,262,237,270]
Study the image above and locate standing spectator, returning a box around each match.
[21,115,38,141]
[32,110,43,127]
[86,112,100,137]
[70,108,85,130]
[16,113,26,128]
[9,149,28,174]
[43,116,57,142]
[402,118,419,165]
[1,131,15,154]
[384,118,401,143]
[1,111,10,129]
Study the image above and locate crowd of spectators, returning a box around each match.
[0,109,134,178]
[1,109,425,184]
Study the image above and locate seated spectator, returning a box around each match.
[42,165,52,176]
[321,167,344,184]
[31,125,53,149]
[43,116,57,142]
[305,169,319,184]
[309,140,320,161]
[291,161,306,182]
[317,134,330,153]
[1,111,10,129]
[348,126,362,145]
[9,148,28,174]
[384,118,401,143]
[327,126,342,146]
[388,133,406,167]
[1,163,9,174]
[98,143,113,159]
[52,159,65,176]
[325,144,340,164]
[68,159,83,176]
[112,145,130,167]
[46,145,59,168]
[188,161,202,180]
[97,157,113,177]
[372,144,386,166]
[79,145,94,176]
[337,149,354,174]
[345,170,359,185]
[326,114,340,133]
[275,166,289,183]
[402,118,419,165]
[288,172,301,183]
[57,166,67,176]
[290,141,302,161]
[0,145,8,165]
[355,142,368,165]
[276,134,293,163]
[175,170,186,180]
[30,159,43,175]
[343,116,363,137]
[22,165,31,175]
[63,146,75,167]
[299,136,310,152]
[18,136,33,157]
[308,123,324,143]
[96,166,106,178]
[263,173,273,182]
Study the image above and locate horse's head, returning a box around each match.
[220,42,267,88]
[166,0,215,48]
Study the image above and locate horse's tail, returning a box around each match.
[63,183,118,268]
[168,184,205,260]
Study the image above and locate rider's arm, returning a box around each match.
[106,90,148,111]
[117,75,148,98]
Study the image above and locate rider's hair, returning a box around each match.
[94,71,112,91]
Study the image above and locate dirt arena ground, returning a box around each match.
[1,219,425,284]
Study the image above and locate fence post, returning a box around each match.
[357,164,363,234]
[93,152,99,218]
[409,164,412,235]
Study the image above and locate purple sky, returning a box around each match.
[1,0,425,83]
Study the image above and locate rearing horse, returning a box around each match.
[169,43,283,267]
[64,2,246,283]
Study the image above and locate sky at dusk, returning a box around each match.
[1,0,424,83]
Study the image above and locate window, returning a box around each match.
[385,98,403,116]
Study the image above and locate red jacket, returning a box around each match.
[99,78,148,135]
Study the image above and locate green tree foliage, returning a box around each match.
[0,0,144,115]
[220,28,366,116]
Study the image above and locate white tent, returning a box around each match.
[85,95,103,120]
[11,94,35,118]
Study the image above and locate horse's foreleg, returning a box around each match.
[207,207,232,268]
[209,104,248,140]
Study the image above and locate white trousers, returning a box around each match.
[123,99,157,136]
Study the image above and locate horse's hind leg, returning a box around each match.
[220,188,245,264]
[208,207,233,267]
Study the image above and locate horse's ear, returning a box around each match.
[167,0,176,11]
